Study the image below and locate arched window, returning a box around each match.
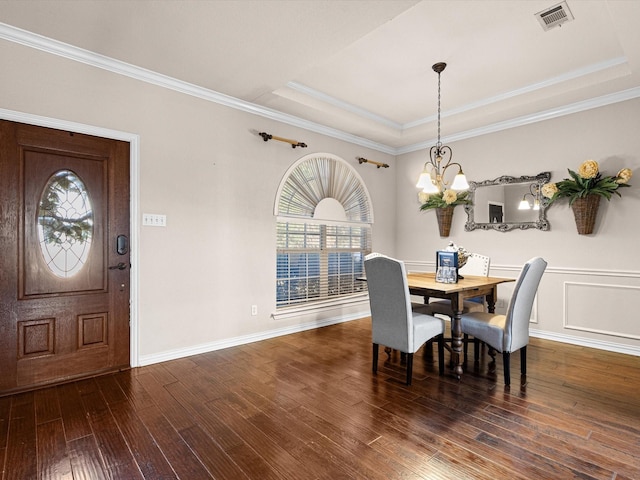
[275,153,373,308]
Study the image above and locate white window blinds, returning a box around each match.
[275,154,373,308]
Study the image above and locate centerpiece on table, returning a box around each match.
[541,159,632,235]
[435,241,470,283]
[419,189,471,237]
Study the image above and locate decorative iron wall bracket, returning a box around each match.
[259,132,307,148]
[357,157,389,169]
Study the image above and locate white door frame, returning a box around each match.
[1,107,141,367]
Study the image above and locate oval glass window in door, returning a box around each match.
[37,169,93,278]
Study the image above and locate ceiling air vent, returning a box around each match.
[535,1,574,31]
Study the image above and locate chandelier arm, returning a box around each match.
[435,145,453,162]
[442,161,464,172]
[429,145,455,169]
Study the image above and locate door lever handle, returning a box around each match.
[108,262,128,270]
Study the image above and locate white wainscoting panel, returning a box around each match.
[564,281,640,340]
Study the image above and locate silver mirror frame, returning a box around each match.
[464,172,551,232]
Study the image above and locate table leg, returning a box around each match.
[486,287,497,313]
[451,295,463,379]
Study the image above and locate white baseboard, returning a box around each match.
[530,328,640,357]
[138,310,369,367]
[138,312,640,367]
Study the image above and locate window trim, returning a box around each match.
[273,152,374,223]
[274,153,373,311]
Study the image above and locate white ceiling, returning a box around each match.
[2,0,640,153]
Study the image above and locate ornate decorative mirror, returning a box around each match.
[464,172,551,231]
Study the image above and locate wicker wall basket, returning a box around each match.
[435,207,454,237]
[571,194,601,235]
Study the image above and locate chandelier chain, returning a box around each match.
[437,70,441,147]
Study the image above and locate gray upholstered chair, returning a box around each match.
[364,253,445,385]
[460,256,547,385]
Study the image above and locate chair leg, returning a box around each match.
[503,351,511,386]
[474,338,480,362]
[400,352,407,364]
[438,335,445,376]
[372,343,379,374]
[520,346,527,375]
[425,339,434,358]
[406,353,414,385]
[463,334,469,363]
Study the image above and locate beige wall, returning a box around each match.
[2,34,639,364]
[397,98,640,352]
[0,39,397,364]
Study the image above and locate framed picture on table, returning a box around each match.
[435,250,458,283]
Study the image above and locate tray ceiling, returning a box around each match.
[1,0,639,153]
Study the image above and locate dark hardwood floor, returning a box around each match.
[1,317,639,479]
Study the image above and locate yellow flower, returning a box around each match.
[442,189,457,205]
[541,183,558,199]
[578,160,599,179]
[616,168,632,184]
[417,191,430,204]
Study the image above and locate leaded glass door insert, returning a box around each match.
[38,169,93,278]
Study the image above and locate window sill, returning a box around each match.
[271,293,369,321]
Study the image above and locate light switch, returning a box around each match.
[142,213,167,227]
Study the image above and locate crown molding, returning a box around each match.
[0,23,396,154]
[397,86,640,155]
[403,57,630,130]
[290,57,629,132]
[286,81,404,130]
[2,22,639,157]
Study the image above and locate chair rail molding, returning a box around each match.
[405,261,640,278]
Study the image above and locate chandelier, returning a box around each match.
[416,62,468,194]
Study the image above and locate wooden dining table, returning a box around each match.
[407,272,515,379]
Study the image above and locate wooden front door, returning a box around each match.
[0,120,130,395]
